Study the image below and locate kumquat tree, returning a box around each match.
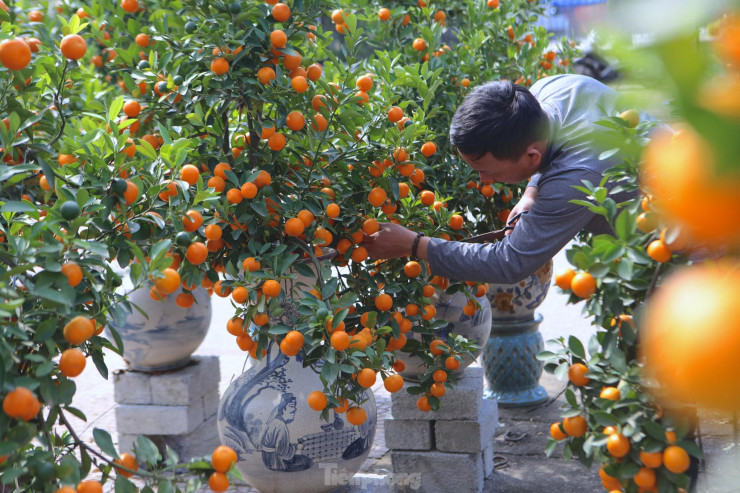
[540,5,740,493]
[1,0,579,490]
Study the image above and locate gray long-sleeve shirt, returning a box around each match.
[427,74,642,284]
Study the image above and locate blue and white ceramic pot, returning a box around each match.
[107,274,212,372]
[485,259,553,322]
[482,259,553,407]
[217,341,377,493]
[399,290,492,382]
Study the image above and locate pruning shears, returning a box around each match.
[462,210,529,243]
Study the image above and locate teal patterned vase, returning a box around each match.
[482,259,552,407]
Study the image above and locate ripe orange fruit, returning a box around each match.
[182,209,203,232]
[420,190,435,206]
[306,63,322,81]
[123,100,141,117]
[211,445,237,473]
[646,239,672,263]
[404,261,421,278]
[550,422,567,440]
[211,57,229,75]
[61,261,83,287]
[570,272,596,298]
[430,382,445,397]
[387,106,403,122]
[554,268,576,291]
[242,257,261,272]
[272,2,290,22]
[432,369,447,383]
[429,339,446,356]
[600,387,621,401]
[121,0,138,12]
[374,293,393,311]
[153,268,181,294]
[378,7,391,21]
[58,348,87,378]
[291,75,308,93]
[283,53,301,70]
[412,38,427,51]
[135,33,150,47]
[619,109,640,128]
[607,433,630,458]
[663,445,690,473]
[633,467,656,489]
[123,180,139,205]
[60,34,87,60]
[448,214,463,230]
[562,415,587,437]
[368,187,387,207]
[416,396,431,412]
[114,452,138,478]
[63,316,94,345]
[640,450,663,468]
[208,471,229,492]
[641,128,740,248]
[567,363,590,386]
[641,262,740,410]
[0,38,32,71]
[346,406,367,425]
[307,391,328,411]
[312,113,328,132]
[176,292,194,308]
[362,218,379,235]
[284,330,304,350]
[262,279,281,298]
[331,331,350,351]
[421,304,436,321]
[76,481,103,493]
[185,242,208,265]
[286,111,305,131]
[257,66,276,84]
[357,368,377,388]
[445,356,460,370]
[384,374,404,393]
[270,29,287,48]
[268,132,287,151]
[356,75,373,91]
[2,387,38,420]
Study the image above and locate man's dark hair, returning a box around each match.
[449,81,549,161]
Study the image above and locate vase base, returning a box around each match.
[124,356,194,373]
[484,385,547,408]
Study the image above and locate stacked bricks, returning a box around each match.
[386,366,498,493]
[114,355,221,460]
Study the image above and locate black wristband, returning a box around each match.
[411,232,425,259]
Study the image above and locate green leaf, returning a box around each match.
[115,475,138,493]
[320,362,339,385]
[109,96,125,123]
[0,201,35,213]
[93,428,118,458]
[614,209,635,242]
[679,440,704,459]
[591,411,619,427]
[37,156,55,191]
[135,435,162,466]
[567,336,586,359]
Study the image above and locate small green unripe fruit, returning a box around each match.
[60,200,80,220]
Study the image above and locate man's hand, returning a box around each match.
[361,222,419,260]
[505,186,538,235]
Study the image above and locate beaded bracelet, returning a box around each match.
[411,232,426,259]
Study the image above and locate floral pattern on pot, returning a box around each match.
[487,259,553,322]
[218,341,376,493]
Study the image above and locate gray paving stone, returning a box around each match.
[384,419,433,451]
[435,397,498,453]
[391,367,483,421]
[482,444,494,479]
[390,450,484,493]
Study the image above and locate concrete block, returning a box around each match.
[113,370,153,405]
[390,450,484,493]
[148,356,220,406]
[115,399,206,436]
[482,444,494,479]
[384,419,433,451]
[117,415,221,462]
[202,389,220,420]
[434,398,498,453]
[391,367,483,421]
